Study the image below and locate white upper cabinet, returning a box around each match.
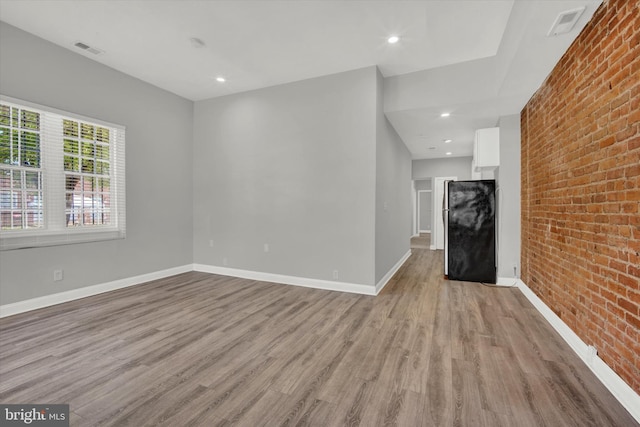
[474,127,500,171]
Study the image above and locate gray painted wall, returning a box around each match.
[375,69,412,284]
[0,23,194,304]
[412,157,472,181]
[0,24,425,303]
[418,192,432,232]
[193,67,378,286]
[496,114,521,278]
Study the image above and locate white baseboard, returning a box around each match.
[429,245,436,250]
[496,276,519,287]
[0,265,193,318]
[515,279,640,423]
[195,250,412,299]
[1,255,416,318]
[193,264,377,296]
[375,250,412,295]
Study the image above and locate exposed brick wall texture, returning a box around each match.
[521,0,640,393]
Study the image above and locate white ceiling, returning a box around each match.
[0,0,602,160]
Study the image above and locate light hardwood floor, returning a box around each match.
[0,249,636,426]
[410,233,430,249]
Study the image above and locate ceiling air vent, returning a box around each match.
[547,7,586,36]
[74,41,104,55]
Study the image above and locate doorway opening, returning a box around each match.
[411,179,433,249]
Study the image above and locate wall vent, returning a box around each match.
[74,41,104,55]
[547,7,586,36]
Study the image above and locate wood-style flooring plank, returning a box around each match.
[0,249,636,426]
[452,358,485,427]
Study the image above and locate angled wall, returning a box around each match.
[1,24,412,307]
[0,22,194,304]
[375,69,412,284]
[193,67,378,288]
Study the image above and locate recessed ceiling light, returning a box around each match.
[440,113,450,118]
[215,77,226,83]
[387,35,400,44]
[446,152,452,156]
[444,139,452,143]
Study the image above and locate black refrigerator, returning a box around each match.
[444,180,496,284]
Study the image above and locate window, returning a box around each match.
[0,96,125,250]
[0,105,43,230]
[63,119,112,227]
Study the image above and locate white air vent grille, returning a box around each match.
[548,7,586,36]
[74,41,104,55]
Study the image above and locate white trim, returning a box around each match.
[411,180,417,236]
[1,229,124,251]
[375,250,412,295]
[516,279,640,423]
[429,244,436,250]
[0,264,192,318]
[0,94,124,129]
[496,276,519,287]
[193,264,377,296]
[1,259,410,318]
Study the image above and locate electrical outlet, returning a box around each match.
[209,240,214,247]
[223,257,228,266]
[53,270,63,282]
[264,243,269,253]
[513,265,517,278]
[332,270,339,280]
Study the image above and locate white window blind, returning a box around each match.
[0,95,125,250]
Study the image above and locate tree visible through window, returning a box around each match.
[0,96,126,250]
[0,104,44,230]
[63,119,111,227]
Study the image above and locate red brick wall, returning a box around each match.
[521,0,640,393]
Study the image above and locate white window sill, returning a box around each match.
[0,228,125,250]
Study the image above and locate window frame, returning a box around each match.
[0,95,126,250]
